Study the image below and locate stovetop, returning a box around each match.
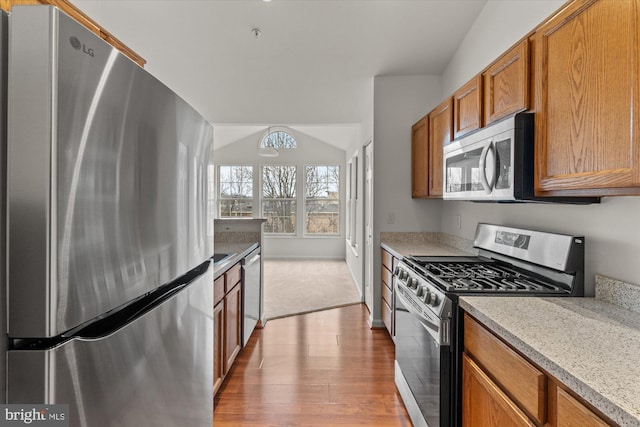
[404,256,570,294]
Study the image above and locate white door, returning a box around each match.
[364,141,374,312]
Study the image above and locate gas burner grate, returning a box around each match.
[406,258,568,294]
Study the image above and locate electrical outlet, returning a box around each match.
[455,215,462,229]
[387,212,395,224]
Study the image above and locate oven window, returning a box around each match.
[445,146,484,192]
[395,295,450,426]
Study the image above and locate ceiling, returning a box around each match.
[73,0,488,149]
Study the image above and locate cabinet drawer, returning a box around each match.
[554,385,609,427]
[462,353,536,427]
[225,262,242,292]
[464,314,546,424]
[382,298,392,336]
[382,249,393,270]
[214,275,225,306]
[381,265,393,288]
[382,280,393,307]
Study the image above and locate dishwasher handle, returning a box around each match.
[243,249,261,268]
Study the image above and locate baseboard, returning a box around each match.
[369,315,385,329]
[346,263,364,300]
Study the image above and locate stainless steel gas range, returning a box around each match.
[393,223,585,427]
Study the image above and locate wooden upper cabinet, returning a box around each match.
[428,97,453,198]
[484,39,530,125]
[411,115,429,198]
[534,0,640,196]
[0,0,146,67]
[454,74,483,138]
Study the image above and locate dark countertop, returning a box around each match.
[213,241,259,279]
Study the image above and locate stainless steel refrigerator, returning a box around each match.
[5,6,214,426]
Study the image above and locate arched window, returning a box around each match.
[260,128,297,149]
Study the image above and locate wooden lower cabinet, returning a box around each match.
[463,314,613,427]
[381,248,397,338]
[462,353,536,427]
[213,261,244,397]
[224,282,242,372]
[213,300,225,395]
[549,382,610,427]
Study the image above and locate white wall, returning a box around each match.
[214,128,348,259]
[344,78,374,306]
[439,0,640,295]
[441,0,565,96]
[370,75,444,324]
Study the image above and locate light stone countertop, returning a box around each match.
[459,296,640,426]
[380,232,476,259]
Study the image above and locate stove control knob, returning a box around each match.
[393,267,400,275]
[409,278,418,289]
[415,286,423,296]
[401,271,409,281]
[427,293,438,306]
[422,290,431,303]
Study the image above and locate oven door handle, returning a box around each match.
[479,139,495,194]
[395,283,446,346]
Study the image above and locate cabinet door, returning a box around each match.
[484,40,530,125]
[454,74,483,138]
[224,282,242,373]
[464,314,546,424]
[549,384,610,427]
[535,0,640,196]
[411,115,429,198]
[462,353,536,427]
[213,301,225,396]
[428,98,453,197]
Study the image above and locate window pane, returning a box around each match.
[262,166,296,198]
[219,165,253,218]
[306,200,339,234]
[262,131,297,149]
[263,200,296,233]
[305,165,340,235]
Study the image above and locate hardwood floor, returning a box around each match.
[214,304,412,426]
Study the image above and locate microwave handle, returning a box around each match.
[479,139,495,194]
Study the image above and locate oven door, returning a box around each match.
[394,282,451,427]
[443,124,515,201]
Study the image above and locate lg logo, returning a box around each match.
[69,36,94,58]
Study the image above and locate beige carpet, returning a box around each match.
[263,259,362,319]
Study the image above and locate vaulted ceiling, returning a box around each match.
[73,0,488,149]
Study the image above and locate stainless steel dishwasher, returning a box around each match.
[242,247,261,346]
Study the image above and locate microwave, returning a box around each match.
[442,113,599,204]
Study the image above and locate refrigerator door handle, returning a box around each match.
[69,261,211,341]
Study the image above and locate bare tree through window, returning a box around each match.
[305,165,339,234]
[219,165,253,217]
[262,166,296,233]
